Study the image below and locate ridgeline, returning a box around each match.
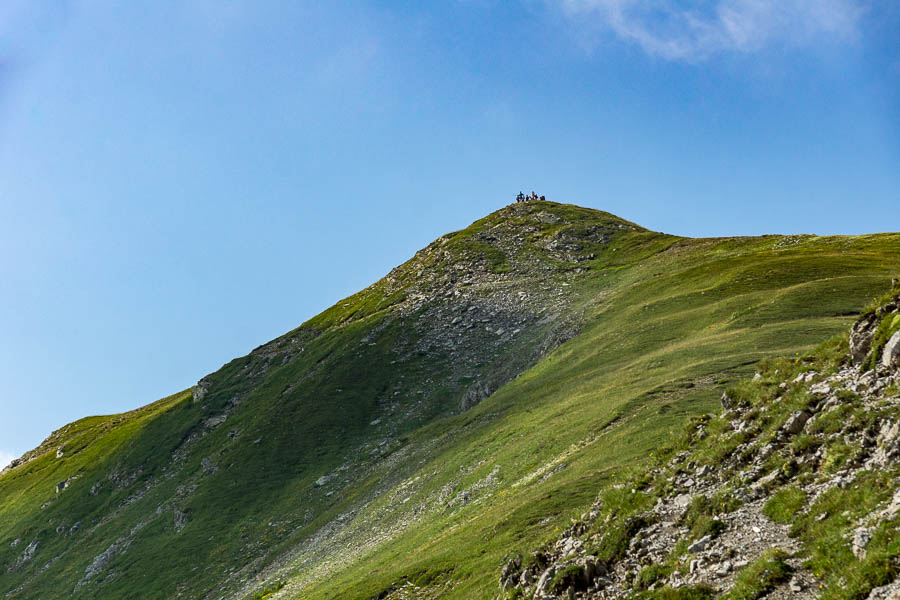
[2,201,899,600]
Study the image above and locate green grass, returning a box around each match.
[790,469,899,600]
[549,564,586,594]
[729,549,793,600]
[250,582,286,600]
[642,586,715,600]
[679,492,740,541]
[634,564,674,591]
[2,201,899,600]
[762,485,807,524]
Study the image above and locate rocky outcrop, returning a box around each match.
[883,331,900,370]
[850,313,879,365]
[849,290,900,369]
[7,540,39,572]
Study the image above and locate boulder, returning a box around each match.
[782,411,811,435]
[56,476,77,494]
[719,392,733,410]
[315,474,335,487]
[882,330,900,370]
[687,535,712,553]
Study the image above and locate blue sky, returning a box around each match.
[1,1,898,466]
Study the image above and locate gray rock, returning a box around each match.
[882,331,900,370]
[753,469,781,490]
[687,535,712,553]
[191,383,208,403]
[852,527,872,559]
[174,510,191,533]
[533,565,557,598]
[78,538,131,589]
[10,540,40,571]
[577,556,602,582]
[881,489,900,521]
[870,420,900,469]
[56,476,77,494]
[850,313,879,365]
[867,579,900,600]
[501,556,520,580]
[809,382,832,395]
[200,457,218,475]
[782,410,811,435]
[720,392,733,410]
[21,540,39,559]
[460,380,492,412]
[56,447,64,459]
[673,493,692,508]
[203,414,227,429]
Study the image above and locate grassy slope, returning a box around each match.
[298,231,900,599]
[0,202,897,600]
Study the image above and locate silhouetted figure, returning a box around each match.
[516,191,525,203]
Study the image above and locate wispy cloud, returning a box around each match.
[552,0,863,61]
[0,450,15,470]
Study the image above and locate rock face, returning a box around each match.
[850,313,879,365]
[883,330,900,369]
[851,292,900,369]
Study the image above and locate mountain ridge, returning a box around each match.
[2,200,899,600]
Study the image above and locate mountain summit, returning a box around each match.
[2,201,899,599]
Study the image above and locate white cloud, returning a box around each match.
[0,451,15,470]
[553,0,862,61]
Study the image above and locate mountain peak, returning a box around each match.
[2,202,898,600]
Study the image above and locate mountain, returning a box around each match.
[1,200,899,600]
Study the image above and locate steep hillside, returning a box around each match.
[498,282,900,600]
[1,201,898,600]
